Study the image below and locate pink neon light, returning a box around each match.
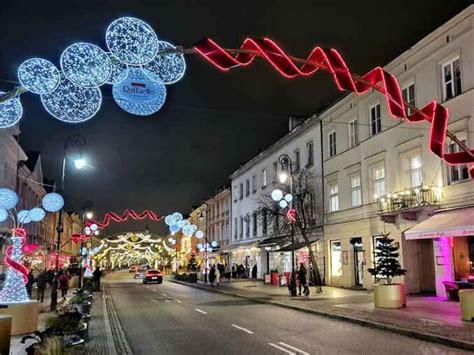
[5,228,29,284]
[87,209,162,229]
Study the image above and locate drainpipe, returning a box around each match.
[319,116,326,284]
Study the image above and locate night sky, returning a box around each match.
[0,1,471,234]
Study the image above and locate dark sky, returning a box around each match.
[0,1,471,234]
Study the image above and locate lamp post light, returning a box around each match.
[271,153,297,297]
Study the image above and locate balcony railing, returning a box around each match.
[377,184,442,214]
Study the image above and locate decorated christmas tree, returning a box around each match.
[1,229,29,302]
[368,233,406,285]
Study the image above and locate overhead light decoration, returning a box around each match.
[106,55,129,85]
[271,189,283,202]
[0,92,22,129]
[28,207,46,222]
[195,230,204,239]
[41,192,65,212]
[0,209,8,223]
[17,210,32,224]
[143,41,186,84]
[0,188,20,210]
[17,58,61,94]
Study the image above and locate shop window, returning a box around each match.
[331,241,342,277]
[442,57,462,101]
[350,175,362,207]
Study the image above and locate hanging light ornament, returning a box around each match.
[28,207,46,222]
[0,188,19,210]
[0,92,22,129]
[106,54,129,84]
[41,192,64,212]
[41,79,102,123]
[182,225,194,237]
[143,41,186,84]
[17,210,32,224]
[195,230,204,239]
[0,209,8,223]
[17,58,61,94]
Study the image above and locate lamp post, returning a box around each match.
[50,134,86,311]
[271,153,297,297]
[78,200,93,289]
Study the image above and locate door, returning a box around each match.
[352,238,364,287]
[418,239,435,293]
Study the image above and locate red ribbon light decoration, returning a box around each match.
[87,209,162,229]
[5,228,29,284]
[286,208,297,224]
[194,38,474,178]
[71,234,91,244]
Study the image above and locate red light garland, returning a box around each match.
[194,38,474,178]
[71,234,91,244]
[5,228,29,284]
[87,209,162,229]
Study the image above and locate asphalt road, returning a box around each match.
[107,271,466,355]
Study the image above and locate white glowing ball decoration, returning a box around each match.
[29,207,46,222]
[195,230,204,239]
[42,193,65,212]
[271,189,283,202]
[0,209,8,223]
[18,58,61,94]
[143,41,186,84]
[0,92,23,129]
[106,55,129,85]
[17,210,32,224]
[0,188,19,210]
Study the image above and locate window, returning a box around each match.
[448,139,470,183]
[351,175,362,207]
[442,57,462,101]
[245,180,250,196]
[272,162,278,182]
[409,155,422,187]
[294,149,300,171]
[330,241,342,277]
[252,212,257,236]
[370,104,381,136]
[309,191,316,218]
[261,169,267,187]
[239,183,243,200]
[349,119,359,148]
[307,141,314,166]
[239,216,244,238]
[274,213,280,233]
[245,214,250,237]
[372,166,385,200]
[234,217,238,239]
[262,209,268,234]
[402,83,415,116]
[329,183,339,212]
[252,175,257,193]
[328,131,337,157]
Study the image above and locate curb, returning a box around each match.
[169,279,474,352]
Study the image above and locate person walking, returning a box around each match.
[209,265,216,286]
[231,264,237,279]
[215,266,221,287]
[298,263,310,296]
[251,264,257,279]
[93,266,102,291]
[25,270,35,298]
[58,270,70,299]
[35,270,48,302]
[225,264,231,282]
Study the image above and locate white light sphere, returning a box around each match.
[143,41,186,84]
[190,224,197,232]
[41,79,102,123]
[105,17,159,65]
[0,92,23,128]
[61,42,112,88]
[199,248,205,252]
[42,192,64,212]
[90,223,98,231]
[182,225,194,237]
[29,207,46,222]
[164,215,173,226]
[84,227,92,235]
[195,230,204,239]
[17,210,32,224]
[197,243,203,249]
[0,188,19,210]
[18,58,61,94]
[182,220,190,226]
[211,241,218,247]
[177,220,185,228]
[271,189,283,202]
[0,208,8,223]
[106,54,129,84]
[279,200,288,208]
[171,212,183,223]
[284,194,293,202]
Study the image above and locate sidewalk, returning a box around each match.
[170,278,474,351]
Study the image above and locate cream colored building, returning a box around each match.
[205,188,231,265]
[321,5,473,295]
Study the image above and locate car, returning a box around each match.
[143,270,163,284]
[129,265,138,273]
[134,270,145,279]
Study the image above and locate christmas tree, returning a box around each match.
[1,230,29,302]
[368,233,406,285]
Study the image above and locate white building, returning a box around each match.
[321,5,473,295]
[229,117,324,279]
[205,187,231,265]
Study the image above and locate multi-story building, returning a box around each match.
[229,117,324,279]
[321,5,473,296]
[205,187,231,265]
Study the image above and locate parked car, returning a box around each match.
[129,265,138,273]
[134,269,145,279]
[143,270,163,284]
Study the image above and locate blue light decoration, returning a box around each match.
[197,243,203,249]
[143,41,186,84]
[61,42,112,88]
[17,210,32,224]
[105,17,159,66]
[112,67,166,116]
[28,207,46,222]
[164,215,173,226]
[106,54,129,85]
[41,192,64,212]
[0,188,19,210]
[171,212,183,224]
[169,224,180,234]
[190,224,197,232]
[195,230,204,239]
[41,79,102,123]
[0,92,23,129]
[182,225,194,237]
[211,241,218,247]
[17,58,61,94]
[0,209,8,223]
[182,220,190,227]
[279,200,288,208]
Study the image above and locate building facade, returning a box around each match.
[205,188,231,265]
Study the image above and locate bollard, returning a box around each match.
[0,315,12,355]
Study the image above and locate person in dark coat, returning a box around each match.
[251,264,257,279]
[26,271,35,298]
[35,270,48,302]
[93,266,102,291]
[298,263,310,296]
[209,265,216,286]
[58,271,70,299]
[231,264,237,279]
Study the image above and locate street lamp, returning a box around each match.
[271,154,297,297]
[85,211,94,220]
[74,158,87,170]
[198,207,208,283]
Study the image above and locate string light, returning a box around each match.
[60,42,112,88]
[143,41,186,84]
[17,58,61,94]
[0,92,22,129]
[105,17,159,66]
[41,192,64,212]
[0,188,19,210]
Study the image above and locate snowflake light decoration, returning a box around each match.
[0,188,19,210]
[105,17,159,65]
[143,41,186,84]
[42,192,64,212]
[17,58,61,94]
[41,79,102,123]
[106,54,129,84]
[112,67,166,116]
[0,92,23,129]
[61,43,112,88]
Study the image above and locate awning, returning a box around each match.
[221,240,258,253]
[404,207,474,240]
[257,236,288,247]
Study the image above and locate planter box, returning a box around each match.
[0,300,38,335]
[373,284,407,309]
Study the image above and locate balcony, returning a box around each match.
[377,184,442,223]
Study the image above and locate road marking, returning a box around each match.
[194,308,207,314]
[175,299,182,303]
[278,342,309,355]
[161,293,167,296]
[268,343,295,354]
[231,324,254,334]
[151,299,159,302]
[165,300,171,303]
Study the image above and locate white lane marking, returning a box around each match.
[268,343,296,354]
[175,299,182,303]
[161,293,167,296]
[151,299,159,302]
[278,342,309,355]
[231,324,254,334]
[165,300,171,303]
[194,308,207,314]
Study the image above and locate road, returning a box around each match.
[106,271,466,354]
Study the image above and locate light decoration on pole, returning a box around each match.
[41,192,65,213]
[17,58,61,94]
[106,55,129,84]
[143,41,186,84]
[0,189,64,302]
[0,92,22,129]
[86,209,162,229]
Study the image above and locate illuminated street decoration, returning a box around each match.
[143,41,186,84]
[0,188,20,210]
[87,209,161,229]
[28,207,46,222]
[60,42,112,88]
[41,80,102,123]
[17,210,32,224]
[41,192,65,212]
[0,92,22,129]
[0,209,8,223]
[17,58,61,94]
[106,55,129,84]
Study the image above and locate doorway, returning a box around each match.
[351,238,364,287]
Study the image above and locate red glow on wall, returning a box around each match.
[87,209,162,229]
[194,38,473,178]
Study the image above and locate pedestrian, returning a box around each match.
[251,264,257,279]
[215,266,221,286]
[58,270,70,299]
[93,266,102,291]
[26,270,35,298]
[231,264,237,279]
[35,270,48,302]
[209,265,216,286]
[225,264,231,282]
[239,264,245,279]
[298,263,309,296]
[46,268,55,286]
